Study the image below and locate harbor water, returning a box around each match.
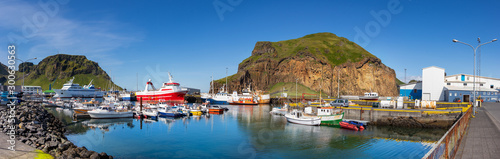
[47,104,446,159]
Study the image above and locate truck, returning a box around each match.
[329,99,349,107]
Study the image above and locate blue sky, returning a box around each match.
[1,0,500,92]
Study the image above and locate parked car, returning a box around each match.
[330,99,349,107]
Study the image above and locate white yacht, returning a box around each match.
[54,78,104,98]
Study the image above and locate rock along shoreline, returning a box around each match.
[0,104,113,159]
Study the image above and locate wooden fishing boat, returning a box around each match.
[284,110,321,126]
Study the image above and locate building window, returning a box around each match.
[447,83,451,85]
[480,84,483,86]
[455,93,457,96]
[464,83,467,86]
[467,77,470,80]
[413,89,417,93]
[491,85,494,89]
[483,92,486,95]
[450,93,452,96]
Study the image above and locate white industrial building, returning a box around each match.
[422,66,446,101]
[22,86,42,95]
[399,66,500,102]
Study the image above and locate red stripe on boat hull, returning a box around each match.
[136,92,187,102]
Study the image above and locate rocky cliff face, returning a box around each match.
[213,33,398,97]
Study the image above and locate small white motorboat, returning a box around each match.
[87,106,133,119]
[284,110,321,126]
[142,108,159,117]
[270,103,288,116]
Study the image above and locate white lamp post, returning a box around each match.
[453,38,496,115]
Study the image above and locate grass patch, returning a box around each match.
[269,82,319,98]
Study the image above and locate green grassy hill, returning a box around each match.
[10,54,121,91]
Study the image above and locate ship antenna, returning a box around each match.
[168,72,174,82]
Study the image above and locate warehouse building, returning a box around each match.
[399,82,422,100]
[399,66,500,102]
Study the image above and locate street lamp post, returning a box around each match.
[16,57,37,92]
[453,38,496,115]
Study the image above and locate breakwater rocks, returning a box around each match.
[0,105,112,159]
[372,116,455,129]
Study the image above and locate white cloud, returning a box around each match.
[0,0,143,66]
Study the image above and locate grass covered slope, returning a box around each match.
[269,82,319,98]
[242,32,376,66]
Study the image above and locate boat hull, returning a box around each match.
[136,91,187,102]
[229,101,258,105]
[319,113,344,126]
[209,108,224,113]
[207,99,228,105]
[54,89,104,98]
[87,111,133,119]
[285,116,321,126]
[190,110,202,116]
[158,112,183,117]
[142,112,159,117]
[73,108,92,114]
[339,121,360,131]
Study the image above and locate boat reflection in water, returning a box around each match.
[58,104,445,159]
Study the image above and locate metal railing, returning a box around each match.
[423,105,472,159]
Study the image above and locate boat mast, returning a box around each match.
[211,74,214,95]
[226,67,228,93]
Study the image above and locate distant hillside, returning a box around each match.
[213,32,398,97]
[0,63,8,84]
[396,78,405,85]
[1,54,121,91]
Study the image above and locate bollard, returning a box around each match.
[140,97,143,112]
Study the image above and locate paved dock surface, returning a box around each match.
[456,102,500,159]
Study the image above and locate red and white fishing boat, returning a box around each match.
[135,73,188,102]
